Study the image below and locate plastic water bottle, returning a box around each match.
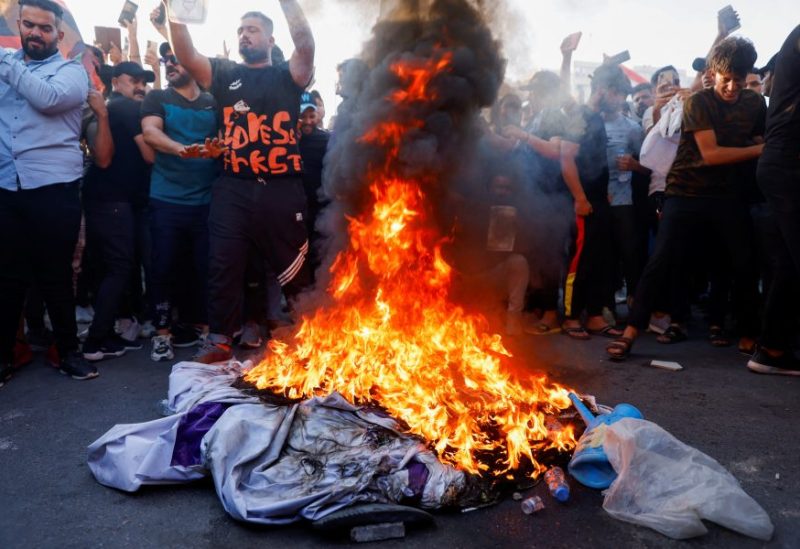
[520,495,545,515]
[617,146,632,183]
[544,466,570,502]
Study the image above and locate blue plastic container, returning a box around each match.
[567,393,643,489]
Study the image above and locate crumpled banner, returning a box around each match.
[87,361,465,525]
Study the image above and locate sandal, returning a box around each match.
[656,325,687,344]
[526,323,562,336]
[708,327,732,347]
[562,325,590,340]
[586,324,624,338]
[737,338,756,356]
[606,337,634,361]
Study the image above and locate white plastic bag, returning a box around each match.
[602,418,774,540]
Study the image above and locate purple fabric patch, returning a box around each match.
[171,402,231,467]
[404,461,429,501]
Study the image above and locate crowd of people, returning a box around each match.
[0,0,798,389]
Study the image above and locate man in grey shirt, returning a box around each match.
[0,0,98,384]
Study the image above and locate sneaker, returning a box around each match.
[82,337,127,361]
[109,333,142,351]
[747,348,800,376]
[139,320,156,339]
[239,322,263,349]
[172,324,201,348]
[151,334,175,362]
[647,313,671,335]
[75,305,95,323]
[59,351,99,380]
[117,317,141,343]
[192,337,234,364]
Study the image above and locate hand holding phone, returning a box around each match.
[718,5,741,36]
[118,1,138,27]
[561,32,582,54]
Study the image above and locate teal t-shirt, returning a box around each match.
[141,87,219,205]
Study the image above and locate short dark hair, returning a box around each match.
[524,70,561,97]
[309,89,323,104]
[591,64,632,95]
[707,37,757,78]
[631,83,653,95]
[241,11,274,35]
[19,0,63,23]
[650,65,678,86]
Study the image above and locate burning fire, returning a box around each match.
[245,51,577,477]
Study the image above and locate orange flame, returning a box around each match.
[245,51,577,477]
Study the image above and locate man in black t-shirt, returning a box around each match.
[168,1,315,363]
[82,62,156,362]
[298,91,330,280]
[749,24,800,376]
[608,37,766,361]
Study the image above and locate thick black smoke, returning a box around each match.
[313,0,506,295]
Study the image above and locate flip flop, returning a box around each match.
[562,325,590,340]
[526,323,562,336]
[606,336,634,361]
[586,325,624,338]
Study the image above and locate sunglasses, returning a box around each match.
[160,54,178,65]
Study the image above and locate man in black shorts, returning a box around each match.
[168,0,314,363]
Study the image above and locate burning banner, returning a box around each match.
[88,0,582,525]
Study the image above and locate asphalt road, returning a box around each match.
[1,320,798,549]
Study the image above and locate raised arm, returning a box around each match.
[123,17,142,66]
[0,52,87,114]
[280,0,315,87]
[166,5,212,89]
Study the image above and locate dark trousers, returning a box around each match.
[0,182,81,362]
[629,195,759,335]
[757,159,800,350]
[207,176,309,339]
[609,205,641,297]
[120,205,150,320]
[85,202,137,341]
[564,201,613,319]
[149,199,210,330]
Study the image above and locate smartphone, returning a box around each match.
[118,0,138,26]
[718,5,741,35]
[565,31,582,50]
[146,40,158,59]
[605,50,631,66]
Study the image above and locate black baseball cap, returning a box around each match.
[112,61,156,83]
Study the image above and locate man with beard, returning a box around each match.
[0,0,96,384]
[629,83,654,126]
[297,91,329,281]
[607,37,765,361]
[81,61,156,362]
[140,44,219,362]
[168,1,315,363]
